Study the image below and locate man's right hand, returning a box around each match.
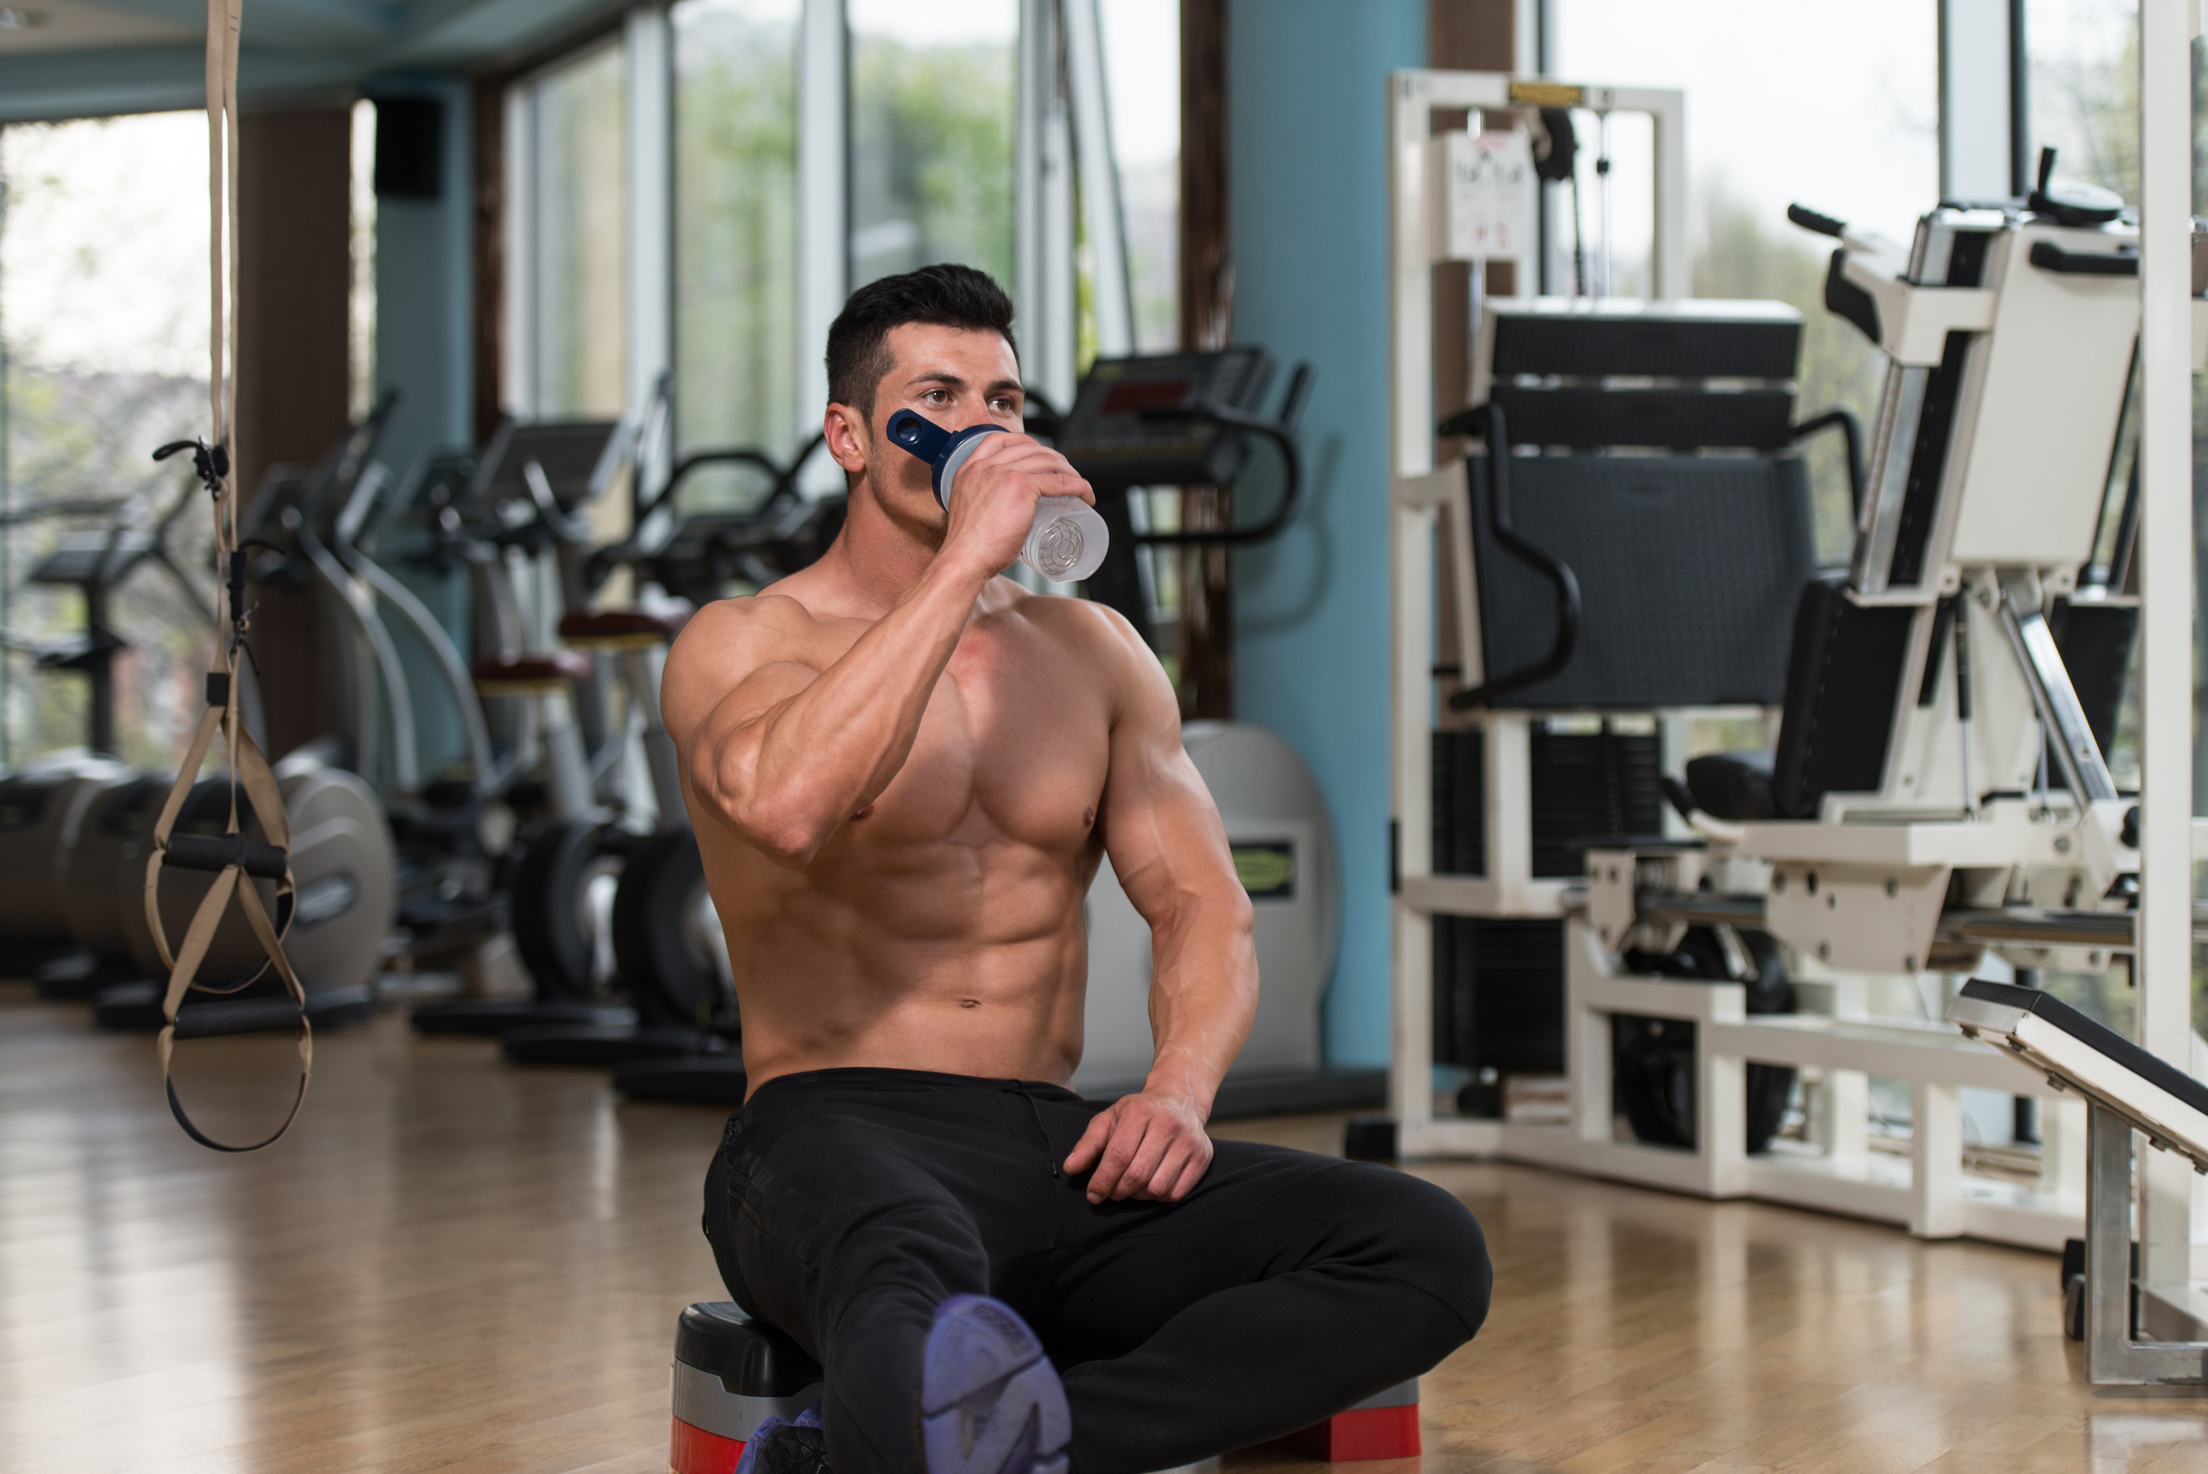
[935,432,1096,581]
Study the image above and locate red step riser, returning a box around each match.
[1276,1403,1423,1462]
[670,1415,744,1474]
[673,1403,1420,1468]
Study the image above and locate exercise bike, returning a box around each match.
[496,429,836,1070]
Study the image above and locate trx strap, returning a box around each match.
[142,0,314,1154]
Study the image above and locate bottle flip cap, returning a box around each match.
[886,410,1007,510]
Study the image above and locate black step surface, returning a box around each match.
[500,1025,731,1068]
[409,1000,636,1038]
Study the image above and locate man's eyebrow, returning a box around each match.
[983,378,1023,399]
[906,369,969,390]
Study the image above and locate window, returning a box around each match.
[673,0,803,503]
[0,114,217,768]
[1553,0,1940,563]
[847,0,1018,292]
[2024,0,2137,204]
[1099,0,1178,354]
[520,40,630,419]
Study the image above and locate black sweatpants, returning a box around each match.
[701,1068,1491,1474]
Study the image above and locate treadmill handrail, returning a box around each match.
[1132,362,1315,547]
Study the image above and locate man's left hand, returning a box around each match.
[1064,1090,1214,1204]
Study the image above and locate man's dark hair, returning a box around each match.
[825,264,1019,418]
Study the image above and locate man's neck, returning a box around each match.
[809,480,973,621]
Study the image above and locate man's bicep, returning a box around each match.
[661,600,812,748]
[1097,627,1236,918]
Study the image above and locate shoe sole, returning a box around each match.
[919,1295,1070,1474]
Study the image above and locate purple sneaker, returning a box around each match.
[919,1296,1070,1474]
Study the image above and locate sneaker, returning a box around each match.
[918,1296,1070,1474]
[736,1407,829,1474]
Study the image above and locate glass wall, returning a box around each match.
[847,0,1018,293]
[1554,0,1940,565]
[2025,0,2137,203]
[673,0,803,509]
[0,114,216,769]
[1100,0,1179,353]
[526,40,629,419]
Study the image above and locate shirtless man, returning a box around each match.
[665,265,1489,1474]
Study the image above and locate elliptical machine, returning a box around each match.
[496,430,835,1068]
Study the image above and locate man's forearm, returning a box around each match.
[703,556,987,858]
[1141,895,1259,1119]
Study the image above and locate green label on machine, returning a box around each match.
[1231,842,1296,899]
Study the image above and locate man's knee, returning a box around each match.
[1328,1162,1493,1343]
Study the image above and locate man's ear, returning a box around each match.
[824,401,869,476]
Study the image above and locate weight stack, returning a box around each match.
[1431,723,1664,879]
[1435,916,1565,1075]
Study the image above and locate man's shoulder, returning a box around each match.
[679,588,823,644]
[663,588,837,704]
[994,579,1142,656]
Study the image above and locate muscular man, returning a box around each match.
[665,265,1489,1474]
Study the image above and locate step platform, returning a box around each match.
[670,1303,823,1474]
[500,1024,732,1068]
[667,1301,1419,1473]
[409,999,636,1038]
[92,980,375,1032]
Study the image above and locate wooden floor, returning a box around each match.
[5,984,2208,1474]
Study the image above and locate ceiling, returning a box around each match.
[0,0,627,122]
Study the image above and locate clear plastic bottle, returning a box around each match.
[886,410,1110,583]
[1020,496,1110,582]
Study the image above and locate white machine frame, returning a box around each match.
[1385,64,2208,1255]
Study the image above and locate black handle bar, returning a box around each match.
[1447,400,1582,711]
[1789,408,1867,521]
[1133,362,1315,547]
[589,433,829,590]
[2028,240,2138,277]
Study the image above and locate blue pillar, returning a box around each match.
[370,76,476,782]
[372,75,474,476]
[1229,0,1424,1068]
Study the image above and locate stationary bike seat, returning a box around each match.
[470,650,592,691]
[558,607,685,647]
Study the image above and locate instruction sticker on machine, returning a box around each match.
[1231,842,1296,900]
[1429,130,1536,262]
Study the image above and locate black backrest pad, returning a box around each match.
[1490,313,1800,380]
[676,1302,823,1396]
[1770,576,1915,818]
[2051,600,2138,756]
[1471,454,1814,709]
[1960,979,2208,1120]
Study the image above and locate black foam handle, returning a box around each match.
[2028,240,2139,277]
[166,832,289,880]
[172,996,305,1039]
[1788,204,1846,238]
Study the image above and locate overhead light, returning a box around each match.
[0,8,49,29]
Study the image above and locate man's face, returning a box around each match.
[834,322,1023,543]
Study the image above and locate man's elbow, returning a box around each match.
[694,765,829,869]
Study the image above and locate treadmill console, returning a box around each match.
[1054,349,1276,487]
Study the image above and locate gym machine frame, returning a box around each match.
[1386,68,1704,1150]
[1385,66,2208,1254]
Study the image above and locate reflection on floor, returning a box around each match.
[3,984,2206,1473]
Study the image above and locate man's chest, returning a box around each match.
[835,622,1114,854]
